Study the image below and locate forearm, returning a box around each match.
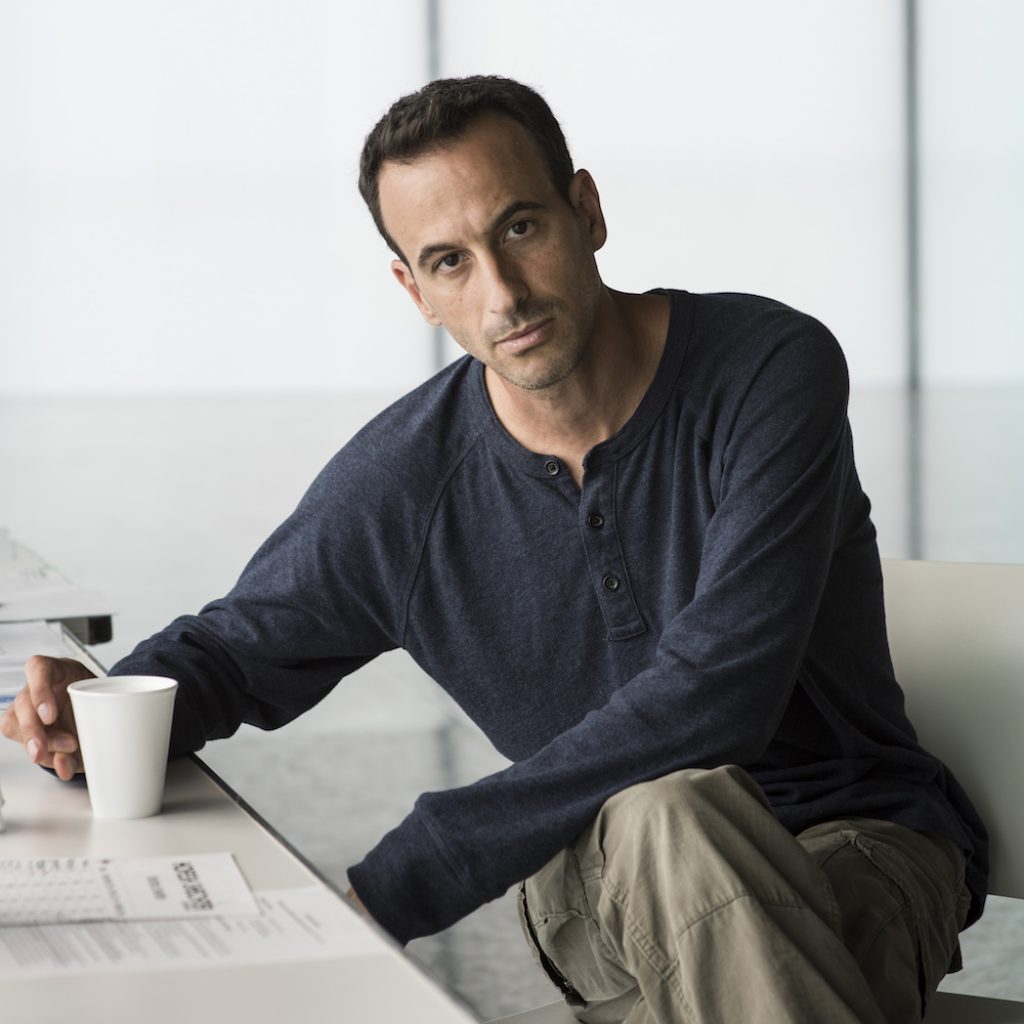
[110,617,250,756]
[110,608,371,756]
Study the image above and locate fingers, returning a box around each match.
[5,688,50,759]
[8,687,62,770]
[25,655,79,724]
[0,705,22,743]
[2,655,94,778]
[53,750,84,782]
[345,886,373,922]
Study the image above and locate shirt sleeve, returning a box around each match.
[109,441,409,757]
[349,317,858,943]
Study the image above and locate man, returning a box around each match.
[3,76,986,1023]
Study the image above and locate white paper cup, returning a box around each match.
[68,676,178,820]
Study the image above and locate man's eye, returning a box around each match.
[506,220,533,239]
[435,253,462,272]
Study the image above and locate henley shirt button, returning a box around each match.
[587,513,605,529]
[603,574,620,591]
[544,459,560,476]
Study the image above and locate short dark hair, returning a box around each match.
[359,75,575,263]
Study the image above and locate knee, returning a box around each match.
[592,764,772,855]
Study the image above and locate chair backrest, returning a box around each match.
[882,558,1024,899]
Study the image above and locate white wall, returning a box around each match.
[439,0,907,388]
[0,0,434,396]
[1,1,1019,396]
[918,0,1024,384]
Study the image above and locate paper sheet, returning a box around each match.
[0,887,389,978]
[0,620,75,705]
[0,853,260,926]
[0,530,112,624]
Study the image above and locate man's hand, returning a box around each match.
[0,655,95,780]
[346,886,375,923]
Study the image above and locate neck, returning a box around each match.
[485,288,669,485]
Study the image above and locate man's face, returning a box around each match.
[378,115,607,392]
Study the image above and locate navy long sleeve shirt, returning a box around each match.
[111,290,988,944]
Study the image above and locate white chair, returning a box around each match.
[490,560,1024,1023]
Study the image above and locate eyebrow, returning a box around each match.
[415,200,547,271]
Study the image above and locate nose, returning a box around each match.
[483,252,528,318]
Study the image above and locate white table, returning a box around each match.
[0,631,477,1024]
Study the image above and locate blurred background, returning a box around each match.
[1,1,1022,1018]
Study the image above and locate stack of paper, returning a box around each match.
[0,528,112,625]
[0,620,75,708]
[0,853,260,926]
[0,528,114,707]
[0,853,389,978]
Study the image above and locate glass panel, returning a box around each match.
[438,0,906,387]
[0,1,432,395]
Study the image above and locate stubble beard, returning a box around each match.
[496,339,585,392]
[488,275,603,394]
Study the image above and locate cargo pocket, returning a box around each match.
[828,826,965,1022]
[517,882,586,1007]
[518,841,641,1016]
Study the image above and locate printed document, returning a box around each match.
[0,620,71,705]
[0,887,389,978]
[0,530,111,624]
[0,852,259,926]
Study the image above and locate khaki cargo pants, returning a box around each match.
[518,765,970,1024]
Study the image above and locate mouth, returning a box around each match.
[495,318,553,354]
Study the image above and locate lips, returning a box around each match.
[496,318,553,354]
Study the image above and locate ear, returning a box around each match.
[391,259,443,327]
[569,169,607,253]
